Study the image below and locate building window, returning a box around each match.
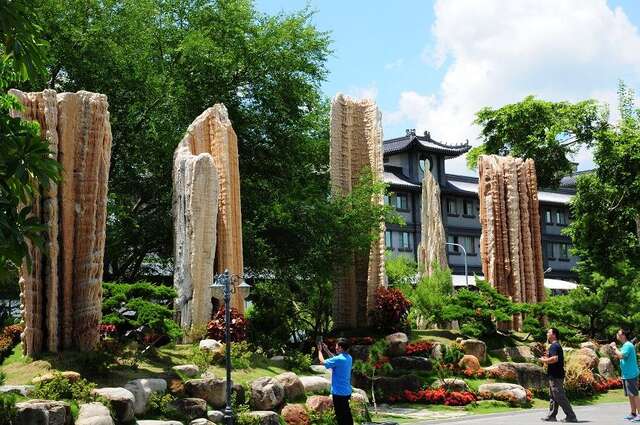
[385,230,392,249]
[559,243,570,260]
[545,210,553,224]
[384,195,390,206]
[395,193,408,211]
[461,235,477,254]
[556,210,567,226]
[447,235,460,254]
[400,232,411,250]
[545,242,555,259]
[463,200,474,217]
[447,199,458,216]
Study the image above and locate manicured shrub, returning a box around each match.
[284,350,313,374]
[370,287,411,334]
[0,393,17,425]
[208,307,247,342]
[405,341,433,356]
[389,388,477,406]
[31,373,98,403]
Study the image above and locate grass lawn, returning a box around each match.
[0,343,289,387]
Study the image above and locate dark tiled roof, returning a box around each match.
[559,169,594,188]
[383,165,421,191]
[383,129,470,158]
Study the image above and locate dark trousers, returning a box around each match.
[548,378,577,420]
[333,394,353,425]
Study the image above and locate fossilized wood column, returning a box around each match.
[10,89,112,355]
[173,104,244,334]
[329,93,385,329]
[478,155,545,330]
[417,172,448,276]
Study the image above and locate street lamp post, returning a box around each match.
[445,242,468,287]
[210,269,251,425]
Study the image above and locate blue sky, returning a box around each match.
[255,0,640,174]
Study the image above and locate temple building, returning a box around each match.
[383,129,579,289]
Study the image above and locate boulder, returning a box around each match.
[275,372,305,401]
[458,354,481,372]
[125,378,167,415]
[92,388,135,423]
[580,341,598,352]
[350,345,371,362]
[199,339,223,352]
[568,347,598,370]
[247,411,280,425]
[598,357,617,379]
[389,356,432,371]
[305,395,333,413]
[32,371,81,385]
[359,375,421,398]
[184,378,227,409]
[478,382,528,406]
[169,398,207,420]
[136,421,183,425]
[490,346,535,363]
[461,339,486,362]
[385,333,408,357]
[76,402,113,425]
[269,356,286,368]
[309,365,328,375]
[430,378,469,392]
[431,343,444,361]
[352,388,369,403]
[190,420,214,425]
[207,411,225,424]
[529,342,546,358]
[15,400,71,425]
[599,344,617,362]
[173,365,200,378]
[0,384,33,396]
[282,404,310,425]
[299,376,331,394]
[250,377,285,411]
[485,362,547,389]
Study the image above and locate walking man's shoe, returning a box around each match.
[631,416,640,422]
[541,418,557,422]
[625,414,637,420]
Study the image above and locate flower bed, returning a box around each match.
[405,341,433,356]
[388,388,477,406]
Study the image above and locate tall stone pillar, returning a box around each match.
[173,104,244,334]
[417,171,448,276]
[329,94,385,329]
[478,155,545,329]
[10,89,112,355]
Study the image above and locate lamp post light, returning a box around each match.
[210,269,251,425]
[445,242,468,287]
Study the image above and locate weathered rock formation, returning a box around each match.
[173,104,244,333]
[329,93,385,329]
[478,155,545,329]
[10,89,112,356]
[417,171,448,276]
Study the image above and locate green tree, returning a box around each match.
[560,81,640,338]
[468,96,605,188]
[0,0,61,279]
[30,0,332,282]
[402,262,452,328]
[385,252,417,287]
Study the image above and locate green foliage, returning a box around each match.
[560,81,640,339]
[442,343,464,365]
[402,262,452,328]
[443,278,521,339]
[284,350,313,374]
[102,281,182,341]
[385,252,417,287]
[188,345,219,373]
[31,373,98,403]
[0,370,5,385]
[145,392,181,420]
[308,409,336,425]
[353,340,392,412]
[0,393,17,425]
[230,341,259,369]
[471,95,606,188]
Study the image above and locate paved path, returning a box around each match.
[419,402,631,424]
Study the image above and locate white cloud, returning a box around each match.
[384,58,405,70]
[345,83,378,100]
[388,0,640,175]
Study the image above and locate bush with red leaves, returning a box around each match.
[2,324,23,344]
[207,307,247,342]
[390,388,477,406]
[405,341,433,356]
[370,287,411,333]
[0,323,23,361]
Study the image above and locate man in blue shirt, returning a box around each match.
[318,338,353,425]
[611,329,640,421]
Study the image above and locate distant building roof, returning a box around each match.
[383,129,471,158]
[451,274,577,290]
[445,174,574,205]
[383,165,421,191]
[559,169,594,188]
